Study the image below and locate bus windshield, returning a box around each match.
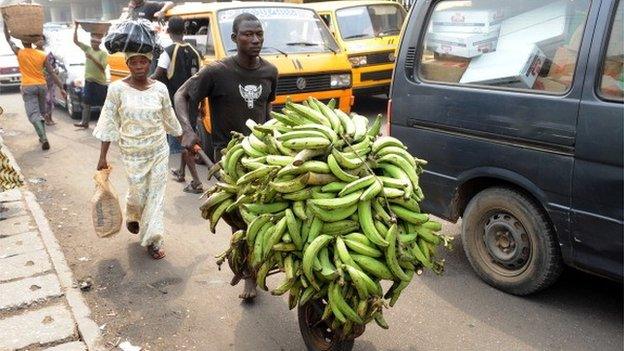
[219,7,340,55]
[336,4,405,40]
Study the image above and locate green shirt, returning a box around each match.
[78,42,109,85]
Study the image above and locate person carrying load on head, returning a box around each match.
[94,51,182,260]
[124,1,176,74]
[2,25,66,151]
[152,16,204,194]
[127,0,174,22]
[73,22,109,129]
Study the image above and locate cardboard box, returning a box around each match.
[533,76,568,92]
[431,9,503,34]
[498,1,569,49]
[547,46,578,79]
[420,56,470,83]
[603,57,624,80]
[600,75,624,99]
[460,44,546,88]
[426,30,499,58]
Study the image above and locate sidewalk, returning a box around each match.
[0,137,104,351]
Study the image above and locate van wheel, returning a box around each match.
[298,299,355,351]
[461,187,563,295]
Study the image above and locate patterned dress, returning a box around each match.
[93,80,182,247]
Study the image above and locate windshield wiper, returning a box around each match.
[377,29,400,37]
[261,46,288,57]
[343,34,372,40]
[286,41,337,54]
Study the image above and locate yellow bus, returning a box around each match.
[108,2,355,156]
[306,0,406,96]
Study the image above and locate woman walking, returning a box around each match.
[94,52,182,259]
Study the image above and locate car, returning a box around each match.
[306,0,407,96]
[390,0,623,295]
[0,42,20,90]
[45,25,104,120]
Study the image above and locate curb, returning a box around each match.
[1,135,105,350]
[24,192,105,351]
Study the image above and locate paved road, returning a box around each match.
[0,90,621,351]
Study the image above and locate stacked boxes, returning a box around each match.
[426,9,503,58]
[460,44,546,88]
[423,1,586,90]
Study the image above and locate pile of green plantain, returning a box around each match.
[201,97,451,336]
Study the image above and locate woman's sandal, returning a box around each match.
[171,169,185,183]
[183,181,204,194]
[148,244,166,260]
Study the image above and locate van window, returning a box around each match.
[598,1,623,101]
[336,4,405,40]
[184,18,215,57]
[417,0,591,94]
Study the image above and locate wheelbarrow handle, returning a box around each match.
[193,144,215,169]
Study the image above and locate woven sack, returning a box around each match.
[91,167,122,238]
[1,4,44,41]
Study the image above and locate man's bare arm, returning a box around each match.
[154,1,175,20]
[3,25,19,55]
[174,79,200,149]
[73,22,81,46]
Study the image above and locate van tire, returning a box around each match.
[461,187,563,295]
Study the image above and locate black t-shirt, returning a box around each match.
[129,1,165,21]
[187,56,278,149]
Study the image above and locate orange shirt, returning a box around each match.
[17,48,46,86]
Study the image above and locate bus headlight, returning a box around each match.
[348,56,367,67]
[330,74,351,88]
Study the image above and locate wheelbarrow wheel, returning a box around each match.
[298,299,355,351]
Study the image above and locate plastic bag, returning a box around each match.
[91,167,122,238]
[104,19,156,54]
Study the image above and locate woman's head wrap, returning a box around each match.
[124,52,153,62]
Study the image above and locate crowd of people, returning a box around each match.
[2,0,278,300]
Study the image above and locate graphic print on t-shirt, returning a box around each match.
[239,84,263,109]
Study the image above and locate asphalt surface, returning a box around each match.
[0,90,622,351]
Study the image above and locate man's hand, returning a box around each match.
[181,130,200,150]
[97,158,108,171]
[59,89,67,100]
[154,10,165,20]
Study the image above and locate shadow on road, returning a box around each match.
[353,94,388,118]
[421,237,623,350]
[93,243,211,345]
